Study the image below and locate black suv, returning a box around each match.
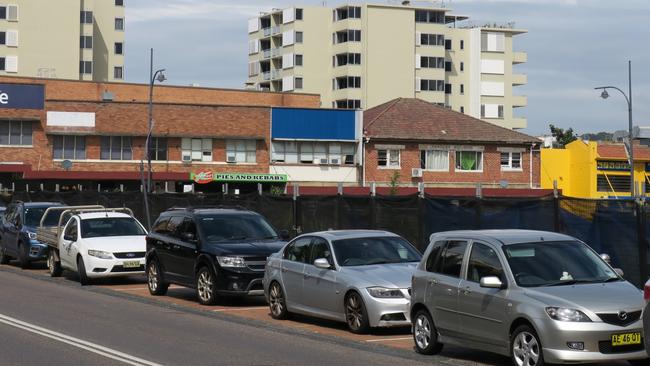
[145,207,289,305]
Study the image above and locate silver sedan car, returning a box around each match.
[411,230,648,366]
[262,230,421,333]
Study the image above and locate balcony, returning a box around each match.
[512,74,527,86]
[510,117,527,129]
[512,95,527,107]
[262,49,272,59]
[513,51,527,64]
[271,26,281,36]
[262,71,271,81]
[271,69,283,80]
[262,27,272,37]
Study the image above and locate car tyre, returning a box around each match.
[77,256,91,286]
[17,242,30,269]
[147,259,169,296]
[628,359,650,366]
[413,309,444,355]
[196,266,218,305]
[268,281,289,320]
[345,291,370,334]
[0,247,10,264]
[511,325,545,366]
[47,250,62,277]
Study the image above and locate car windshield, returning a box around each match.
[25,207,61,227]
[197,214,278,243]
[80,217,146,238]
[503,241,619,287]
[332,236,421,267]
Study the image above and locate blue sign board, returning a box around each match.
[272,108,358,140]
[0,83,45,110]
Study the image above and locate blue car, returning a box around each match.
[0,201,63,268]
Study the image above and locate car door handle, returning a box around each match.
[446,288,453,295]
[429,279,438,285]
[281,268,288,273]
[304,273,311,279]
[462,286,471,295]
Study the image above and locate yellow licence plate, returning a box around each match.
[123,260,140,268]
[611,332,641,346]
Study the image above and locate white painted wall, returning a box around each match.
[270,165,358,183]
[481,81,504,96]
[46,111,95,127]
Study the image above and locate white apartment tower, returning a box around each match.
[0,0,126,81]
[247,3,527,129]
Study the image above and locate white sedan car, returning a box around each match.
[54,212,147,284]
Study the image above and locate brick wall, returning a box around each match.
[364,141,540,188]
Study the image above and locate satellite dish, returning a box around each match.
[61,160,73,170]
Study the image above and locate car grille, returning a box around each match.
[598,341,645,354]
[113,252,146,259]
[244,256,268,271]
[597,311,642,327]
[111,265,145,273]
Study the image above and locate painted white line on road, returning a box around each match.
[0,313,163,366]
[211,307,267,312]
[365,337,412,342]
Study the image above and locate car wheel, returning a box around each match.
[628,359,650,365]
[413,309,444,355]
[47,250,62,277]
[268,281,289,320]
[17,242,30,269]
[511,325,545,366]
[345,291,370,334]
[0,247,10,264]
[77,256,91,286]
[196,266,218,305]
[147,259,169,296]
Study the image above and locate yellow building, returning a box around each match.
[541,140,650,198]
[246,3,527,129]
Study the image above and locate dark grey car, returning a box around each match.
[411,230,647,366]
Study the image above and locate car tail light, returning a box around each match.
[644,283,650,301]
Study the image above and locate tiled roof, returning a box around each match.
[363,98,538,144]
[597,143,650,160]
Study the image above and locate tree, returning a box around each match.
[549,124,578,148]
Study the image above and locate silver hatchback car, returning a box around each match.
[263,230,421,333]
[411,230,648,366]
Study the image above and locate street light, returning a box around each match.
[595,60,634,197]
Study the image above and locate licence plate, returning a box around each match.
[122,260,140,269]
[611,332,641,346]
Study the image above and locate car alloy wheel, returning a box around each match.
[269,282,288,319]
[512,327,543,366]
[414,313,431,349]
[0,248,9,264]
[148,262,159,292]
[146,259,168,296]
[345,292,369,333]
[47,250,62,277]
[196,267,217,305]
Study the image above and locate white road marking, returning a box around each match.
[0,313,163,366]
[211,307,267,312]
[365,337,412,342]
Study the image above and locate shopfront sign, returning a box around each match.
[597,160,630,171]
[0,83,45,109]
[190,171,287,184]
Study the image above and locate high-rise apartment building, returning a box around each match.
[0,0,125,82]
[247,3,527,129]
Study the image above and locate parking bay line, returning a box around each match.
[365,337,412,343]
[0,313,162,366]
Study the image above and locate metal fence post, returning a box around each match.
[370,182,377,229]
[293,184,301,235]
[553,180,561,232]
[257,183,263,195]
[475,183,482,229]
[637,201,648,284]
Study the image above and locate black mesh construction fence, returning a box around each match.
[9,190,650,287]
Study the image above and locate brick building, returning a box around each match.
[363,98,540,188]
[0,76,319,192]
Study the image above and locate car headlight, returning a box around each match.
[545,307,591,322]
[216,256,246,268]
[367,287,405,298]
[27,232,37,240]
[87,250,113,259]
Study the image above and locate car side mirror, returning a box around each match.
[600,253,612,265]
[314,258,331,270]
[480,276,504,289]
[279,229,290,240]
[614,268,624,277]
[64,233,77,242]
[181,232,196,242]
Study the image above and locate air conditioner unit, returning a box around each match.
[330,158,340,165]
[319,158,329,165]
[182,154,192,162]
[226,155,237,163]
[411,168,423,178]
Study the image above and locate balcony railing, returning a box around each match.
[513,51,527,64]
[512,74,527,86]
[262,49,272,59]
[512,95,527,107]
[262,71,271,81]
[271,69,282,79]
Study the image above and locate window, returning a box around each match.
[284,237,312,263]
[460,106,465,113]
[80,11,93,24]
[0,120,32,146]
[295,54,303,66]
[420,56,444,69]
[0,57,5,71]
[295,77,303,89]
[79,61,92,74]
[100,136,132,160]
[456,150,483,171]
[420,79,444,92]
[295,8,303,20]
[0,7,5,19]
[334,6,360,21]
[420,149,449,171]
[334,29,360,44]
[151,217,171,235]
[445,83,452,94]
[182,138,212,162]
[310,238,333,266]
[0,32,4,45]
[64,219,78,240]
[460,40,464,50]
[115,0,124,5]
[115,17,124,30]
[597,175,630,192]
[114,42,123,55]
[335,53,361,66]
[148,137,167,161]
[467,243,504,283]
[440,241,468,277]
[53,136,85,160]
[444,61,452,72]
[501,151,522,170]
[334,99,361,109]
[295,31,303,43]
[114,66,123,79]
[460,84,464,94]
[481,104,504,119]
[226,139,256,163]
[445,39,452,50]
[420,33,444,46]
[481,32,505,52]
[460,62,464,72]
[334,76,361,89]
[425,241,446,273]
[80,35,92,49]
[415,10,444,23]
[272,141,355,165]
[377,149,400,168]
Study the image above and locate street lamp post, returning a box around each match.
[595,60,634,196]
[147,48,166,193]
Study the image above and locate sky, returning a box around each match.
[124,0,650,136]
